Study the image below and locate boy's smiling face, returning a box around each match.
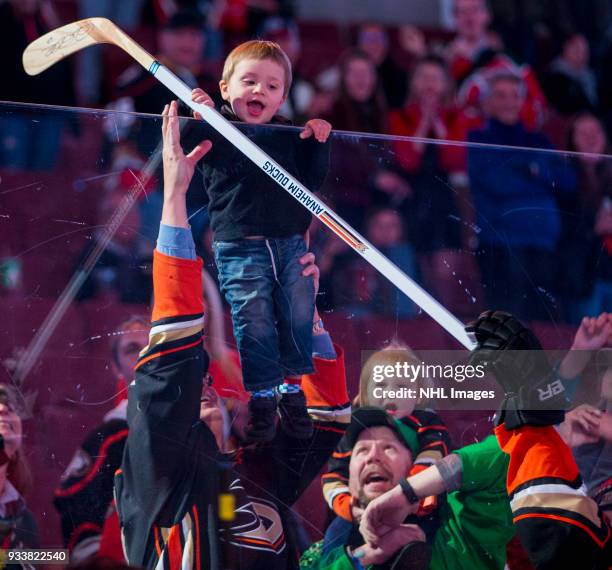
[220,58,287,124]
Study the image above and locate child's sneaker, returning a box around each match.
[246,396,278,443]
[278,391,313,439]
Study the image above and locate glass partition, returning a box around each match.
[0,101,608,556]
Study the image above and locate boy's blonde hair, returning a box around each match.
[222,40,293,97]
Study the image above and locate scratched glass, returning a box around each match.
[0,101,609,554]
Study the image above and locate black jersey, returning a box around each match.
[115,251,350,569]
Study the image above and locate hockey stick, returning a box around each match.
[23,18,476,349]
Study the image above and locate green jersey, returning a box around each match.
[430,435,514,570]
[302,435,514,570]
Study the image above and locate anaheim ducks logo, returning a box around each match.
[221,479,286,553]
[60,448,92,482]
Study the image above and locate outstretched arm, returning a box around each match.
[161,101,212,228]
[118,101,213,522]
[468,310,611,569]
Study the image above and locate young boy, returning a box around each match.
[190,41,332,443]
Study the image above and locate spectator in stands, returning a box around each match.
[355,23,409,109]
[53,316,147,564]
[323,49,386,227]
[376,56,479,313]
[321,345,451,527]
[77,0,146,105]
[316,23,412,111]
[75,189,153,305]
[326,49,387,135]
[140,1,225,59]
[558,114,612,321]
[543,34,599,117]
[244,0,296,37]
[108,8,214,243]
[110,8,215,136]
[262,18,315,124]
[312,408,432,569]
[446,0,496,85]
[0,384,39,551]
[486,0,546,66]
[447,0,547,130]
[358,310,612,569]
[397,25,428,71]
[109,316,149,404]
[302,406,515,569]
[0,0,75,170]
[55,270,250,564]
[556,313,612,524]
[467,72,576,321]
[328,208,419,318]
[544,0,611,63]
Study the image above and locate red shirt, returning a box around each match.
[388,102,476,174]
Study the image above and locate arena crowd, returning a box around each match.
[0,1,610,569]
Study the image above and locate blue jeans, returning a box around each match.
[213,236,315,392]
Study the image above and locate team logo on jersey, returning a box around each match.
[221,479,286,553]
[60,448,92,482]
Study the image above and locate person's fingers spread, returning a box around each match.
[169,102,182,148]
[162,104,169,138]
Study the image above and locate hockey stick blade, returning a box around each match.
[23,17,154,76]
[22,18,477,349]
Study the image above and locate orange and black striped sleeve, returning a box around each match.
[496,424,611,569]
[301,345,352,521]
[121,250,209,510]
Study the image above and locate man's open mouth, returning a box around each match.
[361,466,393,492]
[364,474,389,484]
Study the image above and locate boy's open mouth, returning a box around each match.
[246,100,265,117]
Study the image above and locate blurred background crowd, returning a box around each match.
[1,0,612,324]
[0,0,611,557]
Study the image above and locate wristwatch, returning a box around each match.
[399,478,420,504]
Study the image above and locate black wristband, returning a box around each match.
[399,478,420,504]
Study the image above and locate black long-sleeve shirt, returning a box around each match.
[184,106,330,241]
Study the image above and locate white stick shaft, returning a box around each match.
[153,65,476,349]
